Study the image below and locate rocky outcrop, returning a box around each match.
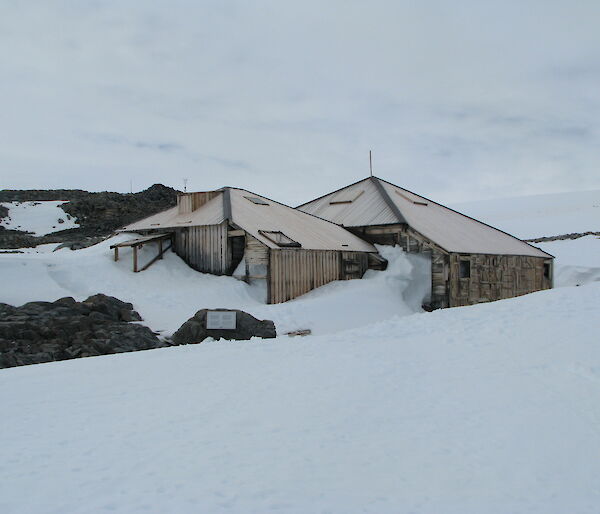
[525,231,600,243]
[0,294,167,369]
[0,184,179,249]
[172,309,276,345]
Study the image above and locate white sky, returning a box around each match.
[1,0,599,205]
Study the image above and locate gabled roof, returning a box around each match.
[120,187,376,253]
[298,177,553,258]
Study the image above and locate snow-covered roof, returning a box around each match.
[120,188,376,253]
[298,177,553,258]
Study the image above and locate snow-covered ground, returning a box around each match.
[1,281,599,513]
[1,188,599,513]
[537,235,600,287]
[450,189,600,240]
[0,200,79,235]
[0,237,428,336]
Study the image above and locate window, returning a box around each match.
[395,190,428,206]
[244,196,269,205]
[258,230,301,247]
[459,259,471,279]
[329,190,364,205]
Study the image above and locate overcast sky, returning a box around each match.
[1,0,599,205]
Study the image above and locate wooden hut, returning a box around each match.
[298,176,554,309]
[119,187,379,304]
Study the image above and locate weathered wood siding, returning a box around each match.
[245,235,269,280]
[349,224,553,309]
[448,254,552,307]
[341,251,369,280]
[430,250,449,309]
[174,222,228,274]
[177,191,221,214]
[269,250,343,304]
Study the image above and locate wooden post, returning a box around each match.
[159,239,163,259]
[133,245,138,273]
[114,247,119,262]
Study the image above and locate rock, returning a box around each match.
[0,294,166,369]
[172,309,276,345]
[53,237,106,251]
[0,184,178,249]
[285,329,312,337]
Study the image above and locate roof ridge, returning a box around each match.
[370,176,407,224]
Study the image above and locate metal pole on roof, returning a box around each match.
[369,150,373,177]
[183,178,188,192]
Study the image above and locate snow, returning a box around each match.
[0,201,79,235]
[1,188,600,512]
[0,236,426,336]
[1,282,599,513]
[536,235,600,287]
[450,189,600,240]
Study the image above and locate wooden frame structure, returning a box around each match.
[110,233,173,273]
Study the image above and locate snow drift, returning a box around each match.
[1,281,599,513]
[0,201,79,235]
[0,236,428,336]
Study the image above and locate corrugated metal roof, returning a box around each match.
[298,177,553,258]
[296,178,398,226]
[120,192,226,232]
[120,187,375,253]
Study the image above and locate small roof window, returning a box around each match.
[329,190,364,205]
[259,230,301,248]
[395,190,428,206]
[245,196,269,205]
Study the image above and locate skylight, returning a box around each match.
[395,190,428,206]
[329,190,364,205]
[245,196,269,205]
[258,230,301,248]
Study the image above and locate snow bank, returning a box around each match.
[0,201,79,235]
[1,281,599,513]
[0,237,425,336]
[537,235,600,287]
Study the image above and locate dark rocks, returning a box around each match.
[0,184,179,249]
[53,237,107,251]
[0,294,166,369]
[172,309,276,345]
[525,231,600,243]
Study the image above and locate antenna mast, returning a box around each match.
[183,178,188,193]
[369,150,373,177]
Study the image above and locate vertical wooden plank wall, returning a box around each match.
[245,235,269,280]
[174,222,229,274]
[340,252,369,280]
[177,191,221,214]
[430,250,449,309]
[269,250,342,304]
